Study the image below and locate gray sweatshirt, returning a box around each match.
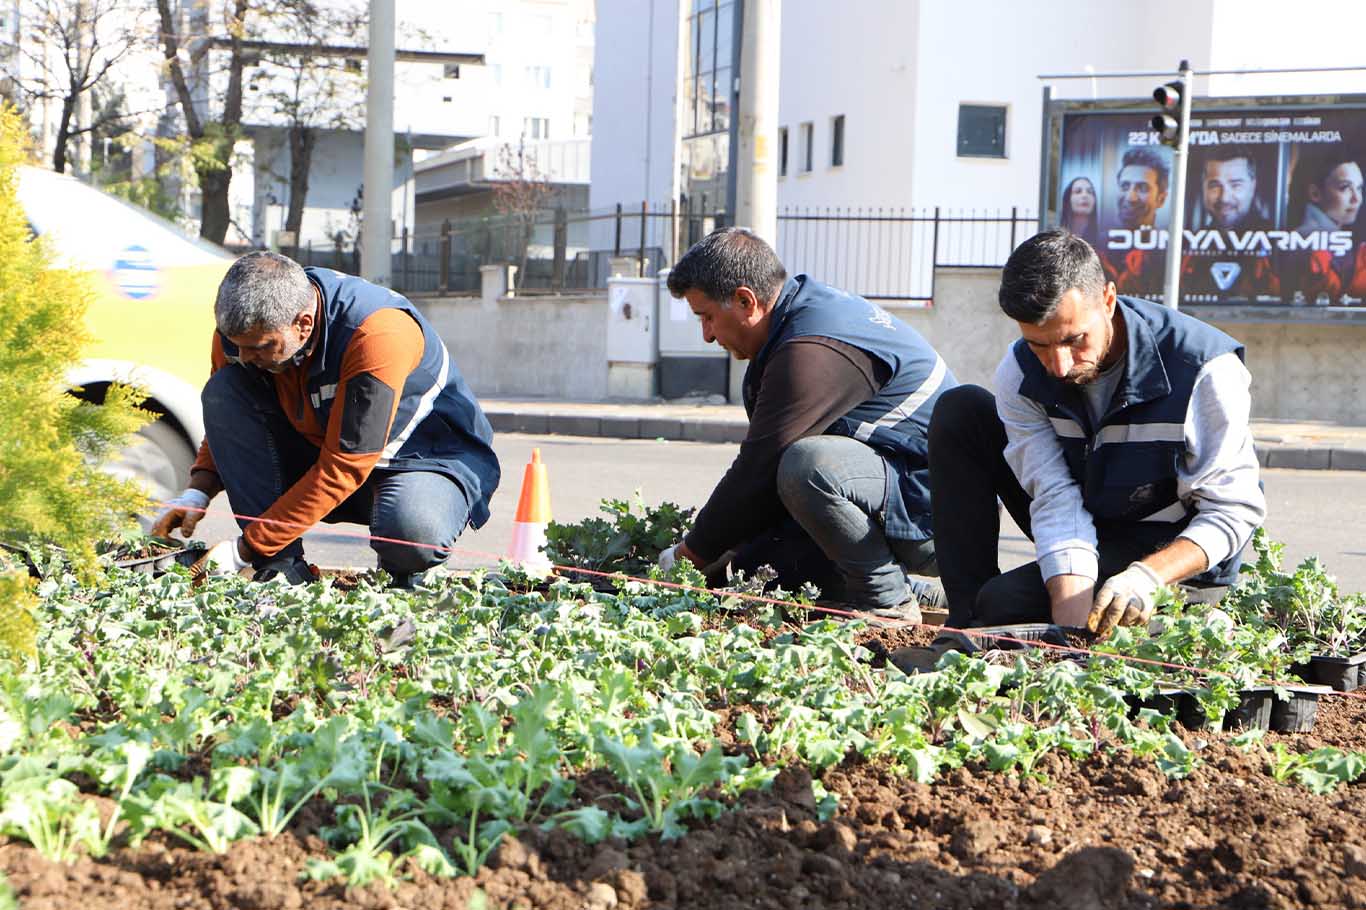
[993,349,1267,582]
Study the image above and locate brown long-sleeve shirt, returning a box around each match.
[683,337,890,563]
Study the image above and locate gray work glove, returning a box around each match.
[1088,561,1163,637]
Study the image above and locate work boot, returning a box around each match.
[252,555,317,586]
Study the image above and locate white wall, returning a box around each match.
[588,0,681,211]
[775,0,919,209]
[906,0,1214,214]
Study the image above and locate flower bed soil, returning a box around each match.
[4,695,1364,910]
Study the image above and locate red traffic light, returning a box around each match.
[1153,82,1182,110]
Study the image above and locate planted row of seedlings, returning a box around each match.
[0,508,1363,893]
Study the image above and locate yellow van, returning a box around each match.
[17,166,235,503]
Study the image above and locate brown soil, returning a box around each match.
[5,697,1364,910]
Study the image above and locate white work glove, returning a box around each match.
[1088,561,1163,637]
[151,488,211,539]
[197,538,251,578]
[658,544,680,573]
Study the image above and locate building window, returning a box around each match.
[957,104,1007,158]
[443,63,460,79]
[526,65,551,89]
[683,0,736,138]
[523,117,549,139]
[830,114,844,167]
[800,121,813,173]
[778,126,788,177]
[490,64,502,85]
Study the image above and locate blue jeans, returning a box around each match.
[201,364,472,581]
[726,436,936,610]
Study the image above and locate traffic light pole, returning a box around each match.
[1160,60,1193,311]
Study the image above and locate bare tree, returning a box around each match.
[2,0,142,174]
[493,138,557,288]
[155,0,248,244]
[246,0,364,255]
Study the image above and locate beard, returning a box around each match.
[1061,319,1115,386]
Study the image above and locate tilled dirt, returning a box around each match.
[4,697,1365,910]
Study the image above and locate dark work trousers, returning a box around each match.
[928,384,1170,629]
[201,363,472,583]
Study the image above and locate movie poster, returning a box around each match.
[1056,108,1366,307]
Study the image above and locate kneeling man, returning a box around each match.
[153,252,500,586]
[927,230,1264,639]
[660,228,956,621]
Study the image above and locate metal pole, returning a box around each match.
[361,0,396,285]
[638,200,648,277]
[438,219,451,293]
[1161,59,1193,312]
[733,0,780,243]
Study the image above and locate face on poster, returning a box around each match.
[1056,108,1366,307]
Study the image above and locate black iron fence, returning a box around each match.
[300,204,1036,304]
[774,207,1038,303]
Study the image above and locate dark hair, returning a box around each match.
[1059,176,1099,246]
[999,229,1107,323]
[1118,147,1170,195]
[1288,146,1362,227]
[666,227,788,305]
[1200,144,1258,182]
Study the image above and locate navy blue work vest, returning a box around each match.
[743,275,957,540]
[219,267,500,529]
[1010,295,1244,584]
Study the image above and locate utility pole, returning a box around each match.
[361,0,395,285]
[729,0,780,402]
[1155,59,1193,311]
[733,0,780,243]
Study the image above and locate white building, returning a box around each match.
[3,0,595,255]
[591,0,1366,277]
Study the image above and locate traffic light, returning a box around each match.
[1151,81,1183,147]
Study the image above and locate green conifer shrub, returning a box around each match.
[0,105,149,608]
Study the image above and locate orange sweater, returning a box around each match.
[192,308,424,557]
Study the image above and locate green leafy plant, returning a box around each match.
[542,494,694,577]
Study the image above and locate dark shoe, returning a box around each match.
[252,556,317,585]
[906,578,947,612]
[889,634,961,675]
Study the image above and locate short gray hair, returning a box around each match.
[666,227,788,306]
[214,252,315,336]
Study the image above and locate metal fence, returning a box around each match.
[774,207,1038,304]
[301,204,1037,304]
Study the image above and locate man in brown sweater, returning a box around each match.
[659,229,955,619]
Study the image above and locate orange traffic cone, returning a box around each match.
[508,448,553,573]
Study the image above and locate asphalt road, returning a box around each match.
[188,433,1366,593]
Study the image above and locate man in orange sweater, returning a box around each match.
[152,252,500,586]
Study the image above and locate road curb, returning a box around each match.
[488,410,1366,470]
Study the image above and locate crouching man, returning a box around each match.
[922,230,1264,649]
[659,228,956,622]
[153,252,500,586]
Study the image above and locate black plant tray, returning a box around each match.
[110,542,205,576]
[1292,652,1366,693]
[1269,685,1327,733]
[1225,688,1273,732]
[1128,684,1322,733]
[941,623,1074,655]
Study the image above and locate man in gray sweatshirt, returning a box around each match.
[915,229,1264,646]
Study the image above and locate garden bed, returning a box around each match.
[2,514,1365,910]
[3,697,1365,910]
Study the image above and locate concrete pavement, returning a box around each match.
[481,396,1366,471]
